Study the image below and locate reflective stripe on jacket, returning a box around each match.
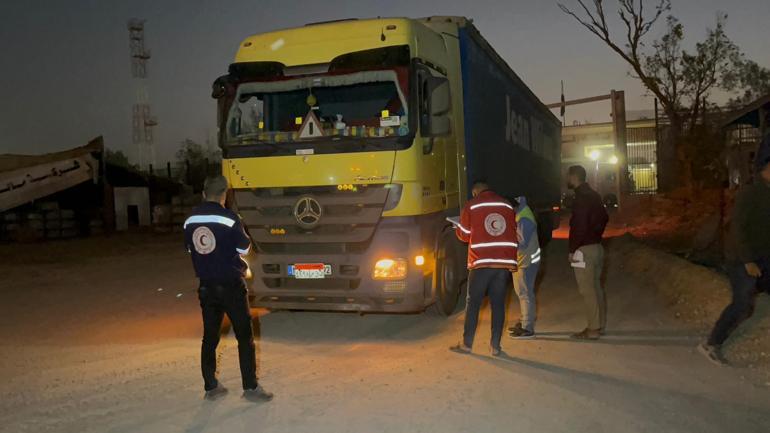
[455,190,518,270]
[515,201,540,268]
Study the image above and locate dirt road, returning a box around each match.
[1,234,769,433]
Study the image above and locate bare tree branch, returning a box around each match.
[557,0,672,109]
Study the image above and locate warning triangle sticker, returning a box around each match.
[298,110,325,139]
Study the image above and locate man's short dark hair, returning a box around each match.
[204,175,229,199]
[471,180,489,195]
[568,165,587,183]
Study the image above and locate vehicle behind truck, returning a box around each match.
[212,16,561,315]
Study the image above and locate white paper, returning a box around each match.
[570,249,586,268]
[380,115,400,127]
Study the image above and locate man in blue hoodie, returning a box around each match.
[508,196,541,339]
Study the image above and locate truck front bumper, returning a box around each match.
[246,218,432,313]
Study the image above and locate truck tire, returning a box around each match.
[430,230,464,316]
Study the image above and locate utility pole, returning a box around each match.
[128,18,158,171]
[548,90,628,208]
[611,90,627,206]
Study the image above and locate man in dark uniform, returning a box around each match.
[184,175,272,402]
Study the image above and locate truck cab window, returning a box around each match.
[223,70,410,147]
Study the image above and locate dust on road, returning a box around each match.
[1,234,769,433]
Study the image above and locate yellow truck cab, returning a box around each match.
[212,17,561,314]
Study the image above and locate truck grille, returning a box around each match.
[234,185,390,253]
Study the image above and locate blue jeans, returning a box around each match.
[513,263,540,332]
[707,262,759,346]
[463,268,510,351]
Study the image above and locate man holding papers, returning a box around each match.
[566,165,609,340]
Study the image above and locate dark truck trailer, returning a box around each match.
[452,19,562,241]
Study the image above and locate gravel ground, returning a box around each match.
[1,233,769,433]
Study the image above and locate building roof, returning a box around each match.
[0,136,103,174]
[722,93,770,128]
[562,118,656,136]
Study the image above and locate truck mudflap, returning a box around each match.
[246,217,432,313]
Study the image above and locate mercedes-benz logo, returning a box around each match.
[293,196,323,229]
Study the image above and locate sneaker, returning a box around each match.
[570,328,601,340]
[509,327,536,339]
[449,343,472,354]
[204,383,228,401]
[698,343,727,366]
[491,347,504,357]
[508,322,523,333]
[242,385,274,402]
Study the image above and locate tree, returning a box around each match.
[176,139,207,166]
[729,60,770,107]
[558,0,746,190]
[175,139,221,189]
[104,149,135,169]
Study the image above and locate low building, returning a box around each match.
[722,94,770,187]
[561,119,658,202]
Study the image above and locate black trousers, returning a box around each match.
[463,268,510,351]
[707,261,761,346]
[198,279,258,391]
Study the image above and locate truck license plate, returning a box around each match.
[289,263,332,279]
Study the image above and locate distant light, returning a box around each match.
[414,255,425,266]
[589,150,601,161]
[651,163,656,168]
[609,155,619,164]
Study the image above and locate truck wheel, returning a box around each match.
[431,230,464,316]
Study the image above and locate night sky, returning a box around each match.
[1,0,768,163]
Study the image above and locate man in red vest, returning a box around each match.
[450,181,518,357]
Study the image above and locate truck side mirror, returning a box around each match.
[427,77,451,136]
[428,77,451,115]
[211,75,233,99]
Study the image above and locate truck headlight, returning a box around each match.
[373,258,407,280]
[383,184,403,211]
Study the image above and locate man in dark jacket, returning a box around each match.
[184,175,273,402]
[567,165,609,340]
[699,140,770,365]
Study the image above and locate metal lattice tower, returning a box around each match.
[128,18,158,171]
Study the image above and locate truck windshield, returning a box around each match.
[225,70,409,146]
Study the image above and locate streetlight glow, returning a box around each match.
[609,155,619,164]
[589,150,601,161]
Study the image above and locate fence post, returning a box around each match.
[167,161,172,179]
[185,160,191,185]
[148,164,153,176]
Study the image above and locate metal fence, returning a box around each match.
[141,160,222,191]
[626,126,658,193]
